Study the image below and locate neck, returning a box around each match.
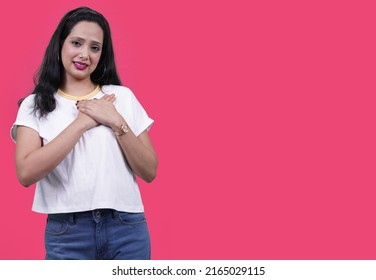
[60,79,97,97]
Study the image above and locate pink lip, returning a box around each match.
[73,61,89,70]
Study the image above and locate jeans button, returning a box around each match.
[96,211,101,218]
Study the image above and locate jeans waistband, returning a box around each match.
[48,209,119,224]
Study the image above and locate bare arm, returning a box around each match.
[15,113,95,187]
[77,98,158,182]
[113,121,158,183]
[15,94,115,187]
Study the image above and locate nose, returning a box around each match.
[79,48,89,60]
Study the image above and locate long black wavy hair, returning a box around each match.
[20,6,121,117]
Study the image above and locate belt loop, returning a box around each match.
[112,209,119,220]
[68,213,75,225]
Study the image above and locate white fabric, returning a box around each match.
[11,85,153,214]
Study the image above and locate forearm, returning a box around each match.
[115,126,158,183]
[16,120,87,187]
[77,97,158,182]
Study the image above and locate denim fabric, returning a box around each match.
[45,209,150,260]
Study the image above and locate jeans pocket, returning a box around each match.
[118,212,146,225]
[45,217,69,235]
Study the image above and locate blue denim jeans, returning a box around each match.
[45,209,150,260]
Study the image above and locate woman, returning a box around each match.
[11,6,157,260]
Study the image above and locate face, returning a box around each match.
[61,21,104,83]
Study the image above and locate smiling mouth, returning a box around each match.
[73,61,89,70]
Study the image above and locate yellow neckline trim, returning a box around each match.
[57,85,101,101]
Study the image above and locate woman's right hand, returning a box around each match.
[75,111,99,130]
[75,94,116,130]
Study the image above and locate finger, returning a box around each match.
[76,100,91,110]
[77,106,86,113]
[78,106,93,115]
[76,100,83,109]
[100,94,110,100]
[77,99,88,105]
[76,101,81,108]
[108,95,116,103]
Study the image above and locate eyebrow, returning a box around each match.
[70,36,103,46]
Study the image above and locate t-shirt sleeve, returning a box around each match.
[10,95,39,142]
[129,90,154,137]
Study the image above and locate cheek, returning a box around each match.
[96,51,102,61]
[92,53,102,65]
[61,47,76,63]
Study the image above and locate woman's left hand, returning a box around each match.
[77,94,124,129]
[77,93,157,182]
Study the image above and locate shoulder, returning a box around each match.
[101,85,133,96]
[101,85,137,104]
[20,94,36,104]
[18,94,36,111]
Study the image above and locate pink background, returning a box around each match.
[2,0,376,259]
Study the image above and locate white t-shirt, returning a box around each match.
[11,85,153,214]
